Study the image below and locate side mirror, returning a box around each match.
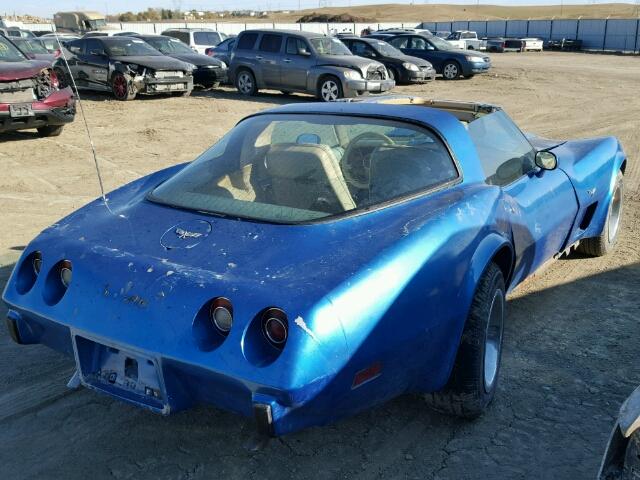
[299,50,311,56]
[535,150,558,170]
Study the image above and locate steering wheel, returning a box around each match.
[341,132,394,189]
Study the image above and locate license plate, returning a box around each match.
[73,335,168,413]
[9,103,34,118]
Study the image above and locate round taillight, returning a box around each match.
[209,297,233,335]
[32,251,43,275]
[262,308,288,347]
[59,260,72,288]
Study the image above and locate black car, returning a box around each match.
[340,36,435,84]
[135,34,227,88]
[55,36,193,100]
[204,37,235,67]
[366,32,491,80]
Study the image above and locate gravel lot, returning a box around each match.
[1,52,639,479]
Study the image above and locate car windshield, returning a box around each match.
[427,35,454,50]
[14,39,48,54]
[149,114,458,223]
[104,38,162,56]
[145,37,193,54]
[0,36,27,62]
[194,31,221,46]
[372,40,403,56]
[310,37,351,56]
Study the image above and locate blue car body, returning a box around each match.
[2,97,627,436]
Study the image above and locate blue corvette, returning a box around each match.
[2,97,627,437]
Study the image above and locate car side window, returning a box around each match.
[85,39,105,55]
[259,34,282,53]
[285,37,308,55]
[388,37,408,49]
[66,39,85,55]
[411,36,428,49]
[351,41,376,58]
[237,32,258,50]
[467,111,537,186]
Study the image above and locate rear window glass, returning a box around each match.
[237,32,258,50]
[259,34,282,53]
[150,114,458,223]
[194,31,221,46]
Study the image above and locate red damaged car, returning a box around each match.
[0,35,75,137]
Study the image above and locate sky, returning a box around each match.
[3,0,638,19]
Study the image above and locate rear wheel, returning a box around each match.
[317,76,343,102]
[578,171,624,256]
[37,125,64,137]
[442,61,461,80]
[235,69,257,96]
[111,72,136,101]
[425,262,506,418]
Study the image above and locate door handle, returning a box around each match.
[283,58,292,63]
[255,55,263,60]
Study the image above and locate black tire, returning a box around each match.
[425,262,506,418]
[442,61,461,80]
[578,171,624,256]
[317,75,343,102]
[111,72,136,101]
[53,66,70,89]
[37,125,64,137]
[387,67,399,83]
[235,69,257,96]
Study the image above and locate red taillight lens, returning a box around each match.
[262,308,288,347]
[49,68,59,89]
[209,297,233,335]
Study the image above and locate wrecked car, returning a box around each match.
[0,34,75,137]
[599,385,640,479]
[229,30,395,101]
[54,36,193,100]
[2,96,627,437]
[134,35,227,89]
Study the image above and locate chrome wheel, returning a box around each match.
[484,289,504,393]
[443,63,459,80]
[608,182,623,243]
[320,80,340,102]
[237,72,253,95]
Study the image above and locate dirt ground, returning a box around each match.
[0,52,639,479]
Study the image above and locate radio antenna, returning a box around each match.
[52,31,107,203]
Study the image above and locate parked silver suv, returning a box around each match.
[229,30,395,102]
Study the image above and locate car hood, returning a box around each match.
[110,55,192,71]
[0,60,51,80]
[165,53,223,67]
[391,54,433,68]
[316,54,384,74]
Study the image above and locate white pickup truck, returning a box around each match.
[446,31,486,50]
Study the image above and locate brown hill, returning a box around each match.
[260,3,640,23]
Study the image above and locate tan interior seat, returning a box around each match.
[263,143,356,213]
[216,164,256,201]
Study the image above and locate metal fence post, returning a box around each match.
[526,19,530,37]
[602,18,608,51]
[634,18,639,53]
[575,18,580,39]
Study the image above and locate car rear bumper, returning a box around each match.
[4,308,335,437]
[0,87,75,133]
[344,78,395,97]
